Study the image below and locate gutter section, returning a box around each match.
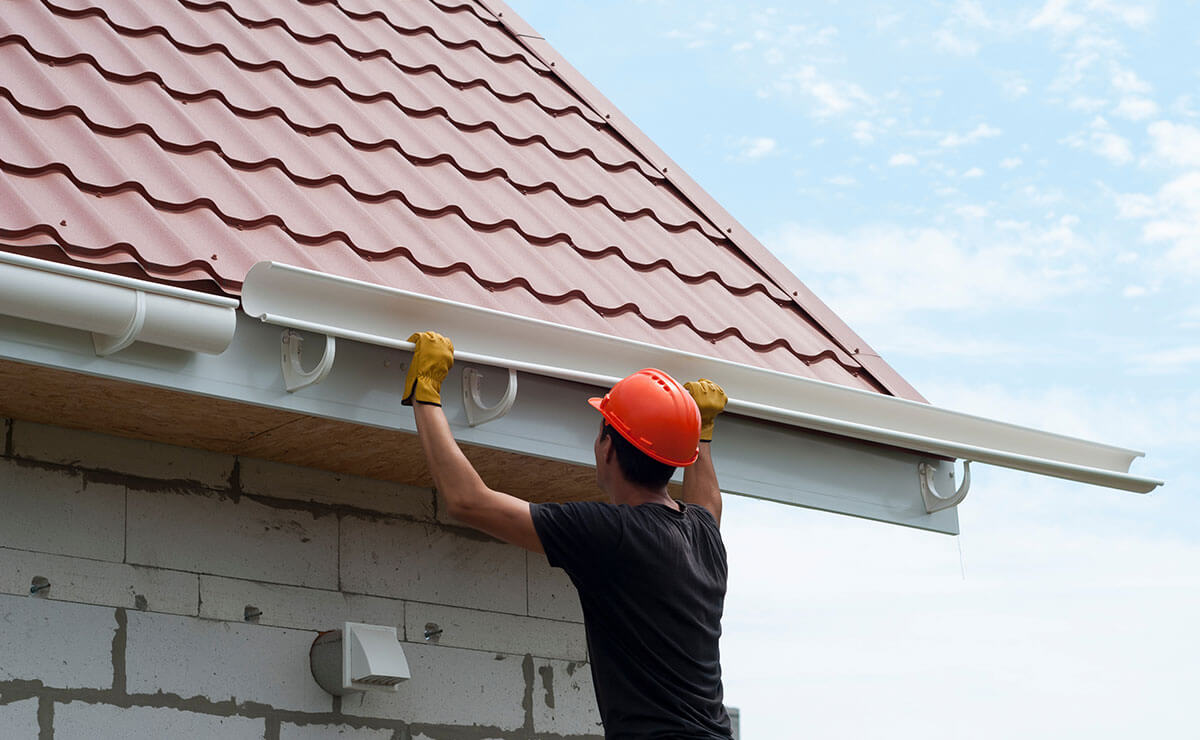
[0,252,238,355]
[242,262,1162,494]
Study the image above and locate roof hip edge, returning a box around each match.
[474,0,926,402]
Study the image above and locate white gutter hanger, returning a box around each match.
[241,261,1162,494]
[0,252,238,355]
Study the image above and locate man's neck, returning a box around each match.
[608,483,679,510]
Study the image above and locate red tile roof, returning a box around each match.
[0,0,923,399]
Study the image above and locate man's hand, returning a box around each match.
[684,378,727,442]
[402,331,454,406]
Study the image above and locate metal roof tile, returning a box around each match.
[0,0,915,395]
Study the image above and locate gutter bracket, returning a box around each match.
[919,459,971,513]
[93,291,146,356]
[462,367,518,426]
[282,330,336,392]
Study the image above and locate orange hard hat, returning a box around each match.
[588,368,701,467]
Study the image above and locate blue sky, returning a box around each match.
[509,1,1198,737]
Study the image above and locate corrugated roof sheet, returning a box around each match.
[0,0,921,396]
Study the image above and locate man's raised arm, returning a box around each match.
[682,379,727,527]
[404,331,543,554]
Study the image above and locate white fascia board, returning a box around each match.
[0,252,238,355]
[0,309,961,534]
[242,262,1162,494]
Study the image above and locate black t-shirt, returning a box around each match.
[531,500,732,740]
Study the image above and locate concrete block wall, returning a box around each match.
[0,418,600,739]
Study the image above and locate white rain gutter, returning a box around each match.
[241,261,1162,494]
[0,252,238,355]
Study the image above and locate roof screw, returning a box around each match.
[30,577,50,595]
[60,219,67,226]
[725,227,732,233]
[244,605,262,622]
[662,167,668,173]
[424,623,443,641]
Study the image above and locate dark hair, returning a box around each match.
[601,423,676,488]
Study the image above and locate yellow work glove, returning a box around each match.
[684,378,727,442]
[402,331,454,406]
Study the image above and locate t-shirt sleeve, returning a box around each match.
[530,502,625,577]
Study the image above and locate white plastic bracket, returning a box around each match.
[919,459,971,513]
[281,330,336,392]
[462,366,518,426]
[93,290,146,356]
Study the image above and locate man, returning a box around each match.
[404,330,733,739]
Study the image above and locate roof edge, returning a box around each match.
[476,0,927,403]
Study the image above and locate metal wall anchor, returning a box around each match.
[462,367,517,426]
[281,330,336,392]
[919,459,972,513]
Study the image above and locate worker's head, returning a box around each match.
[595,422,677,491]
[588,368,700,493]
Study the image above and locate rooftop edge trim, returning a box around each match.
[0,251,238,355]
[242,261,1162,494]
[477,0,925,403]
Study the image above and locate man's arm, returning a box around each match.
[413,403,543,554]
[682,378,727,527]
[682,441,721,526]
[402,331,542,553]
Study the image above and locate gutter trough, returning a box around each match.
[242,262,1162,494]
[0,251,238,355]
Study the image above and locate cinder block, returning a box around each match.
[342,642,525,730]
[125,610,332,713]
[340,517,526,614]
[127,489,337,588]
[0,547,198,615]
[0,594,115,689]
[0,459,125,562]
[531,657,602,738]
[54,701,264,739]
[240,457,434,520]
[527,552,584,623]
[280,721,393,739]
[406,602,586,661]
[199,575,403,634]
[0,697,39,738]
[12,421,234,488]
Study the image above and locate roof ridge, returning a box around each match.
[475,0,927,402]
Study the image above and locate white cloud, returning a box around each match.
[935,27,979,55]
[1065,117,1133,164]
[732,136,779,161]
[1113,97,1159,120]
[956,204,989,218]
[767,224,1096,335]
[963,166,985,178]
[1146,120,1200,168]
[851,120,877,144]
[1002,75,1030,99]
[1111,66,1151,94]
[826,174,857,186]
[1116,173,1200,277]
[780,65,873,117]
[1122,284,1147,297]
[889,153,918,166]
[1092,129,1134,163]
[940,123,1002,148]
[1000,157,1023,169]
[1029,0,1086,33]
[1128,346,1200,374]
